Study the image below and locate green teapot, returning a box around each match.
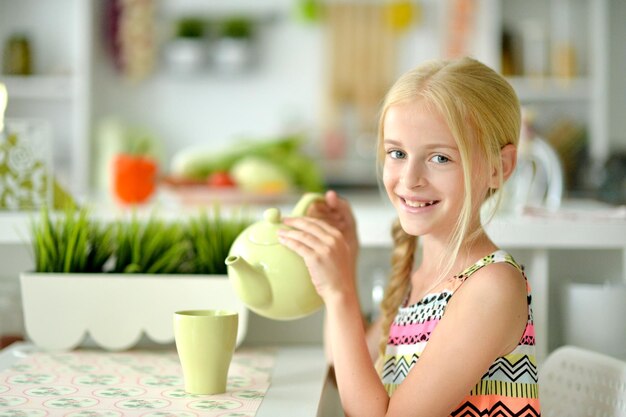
[225,193,325,320]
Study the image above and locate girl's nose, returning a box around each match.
[400,162,427,188]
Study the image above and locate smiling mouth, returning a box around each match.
[401,198,440,208]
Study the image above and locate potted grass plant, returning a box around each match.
[163,17,209,74]
[20,206,251,351]
[212,16,257,74]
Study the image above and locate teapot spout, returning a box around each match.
[225,255,272,309]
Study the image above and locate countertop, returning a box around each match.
[0,342,331,417]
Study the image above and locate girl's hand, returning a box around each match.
[305,190,359,263]
[278,216,355,301]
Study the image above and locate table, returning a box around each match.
[0,342,329,417]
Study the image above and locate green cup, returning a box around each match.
[174,309,239,395]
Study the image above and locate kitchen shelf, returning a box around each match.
[160,0,278,17]
[494,0,610,167]
[506,76,590,103]
[0,0,92,197]
[0,75,74,100]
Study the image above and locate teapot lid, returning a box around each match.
[248,208,284,245]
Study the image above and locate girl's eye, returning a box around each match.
[430,154,450,164]
[387,149,406,159]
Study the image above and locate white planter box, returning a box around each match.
[20,273,248,351]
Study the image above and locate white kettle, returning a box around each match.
[505,110,564,212]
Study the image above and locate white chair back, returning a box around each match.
[540,346,626,417]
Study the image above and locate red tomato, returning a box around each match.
[207,171,236,188]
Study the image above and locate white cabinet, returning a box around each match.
[0,0,92,196]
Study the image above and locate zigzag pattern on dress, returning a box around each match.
[388,331,432,346]
[519,335,535,346]
[381,353,419,384]
[484,356,539,383]
[450,401,540,417]
[394,293,452,325]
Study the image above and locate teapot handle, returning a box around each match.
[291,192,325,217]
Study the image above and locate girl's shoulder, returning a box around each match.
[404,251,526,309]
[444,250,530,356]
[452,250,528,308]
[456,250,523,281]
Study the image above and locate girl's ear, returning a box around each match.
[490,143,517,187]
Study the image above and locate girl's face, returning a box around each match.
[382,99,480,239]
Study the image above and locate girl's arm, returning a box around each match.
[306,191,374,365]
[279,216,528,416]
[324,309,383,366]
[279,217,390,416]
[325,289,391,416]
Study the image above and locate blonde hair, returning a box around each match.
[375,57,521,365]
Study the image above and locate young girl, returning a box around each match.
[278,57,540,417]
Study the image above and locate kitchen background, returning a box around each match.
[0,0,624,197]
[0,0,625,355]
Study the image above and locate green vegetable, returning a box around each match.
[170,135,324,191]
[280,152,325,192]
[230,156,292,192]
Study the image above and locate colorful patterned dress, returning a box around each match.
[381,250,541,416]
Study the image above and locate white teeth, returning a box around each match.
[404,199,435,208]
